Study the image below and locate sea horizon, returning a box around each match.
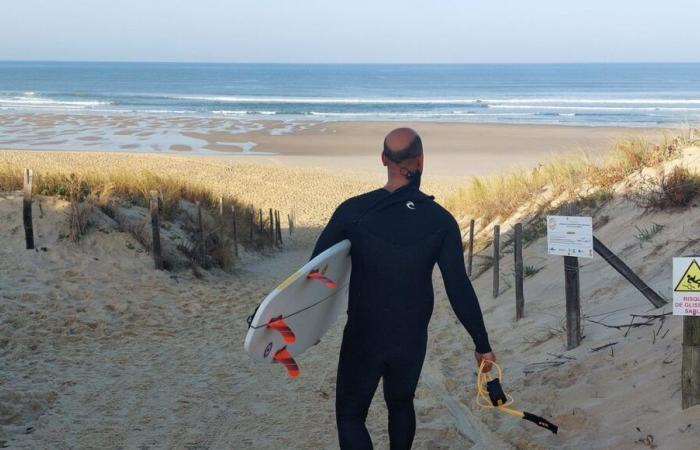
[1,61,700,128]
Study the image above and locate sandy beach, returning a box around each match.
[2,119,700,449]
[0,113,664,176]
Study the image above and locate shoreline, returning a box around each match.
[0,115,667,176]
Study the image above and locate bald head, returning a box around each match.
[383,128,423,163]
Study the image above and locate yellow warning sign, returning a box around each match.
[674,259,700,292]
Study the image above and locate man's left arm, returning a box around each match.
[437,216,495,370]
[310,204,347,259]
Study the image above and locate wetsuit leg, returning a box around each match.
[335,338,383,450]
[382,347,426,450]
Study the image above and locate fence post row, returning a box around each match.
[149,191,164,270]
[514,222,524,320]
[23,168,34,250]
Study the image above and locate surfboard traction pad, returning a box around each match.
[264,269,339,377]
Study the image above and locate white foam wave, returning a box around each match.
[489,104,700,112]
[308,111,537,118]
[176,95,487,105]
[486,98,700,105]
[212,110,278,116]
[0,94,111,108]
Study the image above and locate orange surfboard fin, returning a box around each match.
[273,347,300,378]
[267,318,296,344]
[307,270,337,288]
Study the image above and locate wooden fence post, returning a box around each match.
[259,209,263,233]
[514,222,524,320]
[149,191,164,270]
[493,225,500,298]
[269,208,274,245]
[275,210,283,245]
[249,206,254,241]
[467,219,475,277]
[23,168,34,250]
[197,201,205,264]
[560,203,582,349]
[231,205,239,257]
[682,315,700,409]
[219,196,224,216]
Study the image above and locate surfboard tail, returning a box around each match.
[273,347,300,378]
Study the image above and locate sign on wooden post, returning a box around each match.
[550,205,588,349]
[673,257,700,409]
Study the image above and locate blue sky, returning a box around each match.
[2,0,699,63]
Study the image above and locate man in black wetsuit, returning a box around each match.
[311,128,496,450]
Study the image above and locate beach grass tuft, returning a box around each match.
[445,131,698,222]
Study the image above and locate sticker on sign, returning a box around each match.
[673,257,700,316]
[546,215,593,258]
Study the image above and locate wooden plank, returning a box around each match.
[682,316,700,409]
[514,222,524,320]
[149,191,164,270]
[467,219,475,277]
[492,225,500,298]
[23,168,34,250]
[593,237,667,308]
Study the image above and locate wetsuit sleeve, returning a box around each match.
[437,217,492,353]
[310,204,348,259]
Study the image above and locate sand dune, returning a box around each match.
[2,145,700,449]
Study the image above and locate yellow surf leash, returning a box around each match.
[476,360,558,434]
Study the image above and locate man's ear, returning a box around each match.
[381,153,388,167]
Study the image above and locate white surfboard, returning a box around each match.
[244,240,351,377]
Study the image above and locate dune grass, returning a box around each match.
[445,131,698,222]
[0,165,223,218]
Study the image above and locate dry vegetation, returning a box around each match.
[445,130,700,223]
[0,156,282,271]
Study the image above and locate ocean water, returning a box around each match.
[1,61,700,127]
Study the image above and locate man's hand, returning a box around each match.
[475,351,496,372]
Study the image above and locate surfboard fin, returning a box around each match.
[307,270,337,288]
[273,347,300,378]
[267,318,296,344]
